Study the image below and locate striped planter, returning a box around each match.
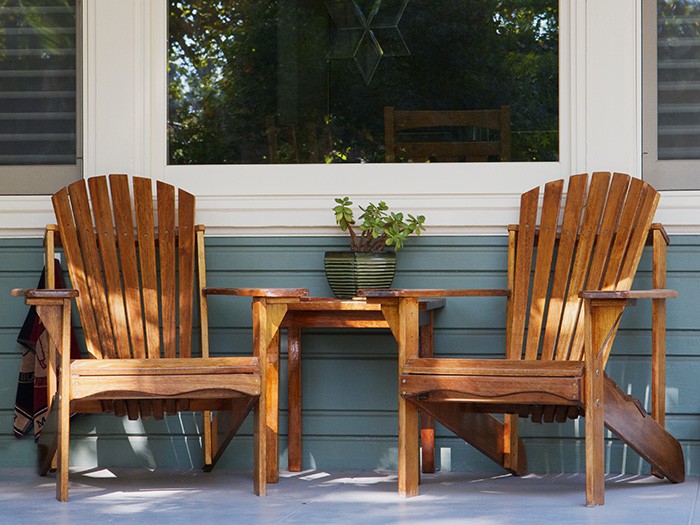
[323,251,396,299]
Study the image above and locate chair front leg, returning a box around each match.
[383,297,421,497]
[36,299,73,502]
[56,364,71,502]
[398,397,420,496]
[254,390,267,496]
[252,298,288,492]
[583,297,625,507]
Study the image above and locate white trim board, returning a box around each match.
[2,191,697,239]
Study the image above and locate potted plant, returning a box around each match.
[324,197,426,298]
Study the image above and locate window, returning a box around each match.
[643,0,700,189]
[168,0,558,165]
[0,0,81,194]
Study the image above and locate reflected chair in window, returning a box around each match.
[384,105,511,162]
[13,175,308,501]
[360,172,685,506]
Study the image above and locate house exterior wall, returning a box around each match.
[1,235,697,476]
[0,0,697,479]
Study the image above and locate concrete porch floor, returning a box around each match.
[0,467,697,524]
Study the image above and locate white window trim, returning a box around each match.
[149,0,573,235]
[1,0,699,238]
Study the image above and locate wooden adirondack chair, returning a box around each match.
[359,172,685,506]
[12,175,308,501]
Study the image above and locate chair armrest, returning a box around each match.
[579,289,677,300]
[203,287,309,298]
[12,288,79,299]
[358,288,510,298]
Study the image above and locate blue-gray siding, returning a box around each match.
[0,235,697,475]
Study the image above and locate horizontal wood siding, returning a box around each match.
[0,235,698,475]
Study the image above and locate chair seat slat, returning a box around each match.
[71,356,260,375]
[403,358,584,377]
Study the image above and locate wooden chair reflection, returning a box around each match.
[361,172,685,506]
[384,105,511,162]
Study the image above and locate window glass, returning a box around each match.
[168,0,558,165]
[656,0,700,160]
[643,0,700,190]
[0,0,77,165]
[0,0,80,195]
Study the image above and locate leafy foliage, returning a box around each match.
[333,197,426,252]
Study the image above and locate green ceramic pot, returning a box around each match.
[324,251,396,299]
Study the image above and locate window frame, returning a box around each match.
[149,0,572,198]
[642,0,700,190]
[0,0,83,196]
[8,1,690,237]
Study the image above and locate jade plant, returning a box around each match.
[333,197,426,252]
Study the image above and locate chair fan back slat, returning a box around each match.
[552,172,612,361]
[540,173,588,361]
[600,177,645,290]
[583,173,631,291]
[133,177,161,359]
[110,175,146,359]
[70,180,120,359]
[507,186,539,359]
[512,172,661,364]
[566,173,631,361]
[88,176,131,359]
[178,188,196,358]
[599,187,660,368]
[158,181,177,358]
[524,179,563,360]
[52,175,200,363]
[615,184,661,291]
[52,187,103,359]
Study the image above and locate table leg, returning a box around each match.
[287,326,302,472]
[419,313,436,473]
[266,329,280,483]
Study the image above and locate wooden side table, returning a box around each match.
[265,296,444,481]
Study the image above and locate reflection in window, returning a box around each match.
[168,0,558,165]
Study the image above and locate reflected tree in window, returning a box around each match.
[168,0,557,165]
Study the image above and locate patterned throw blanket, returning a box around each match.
[13,260,80,440]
